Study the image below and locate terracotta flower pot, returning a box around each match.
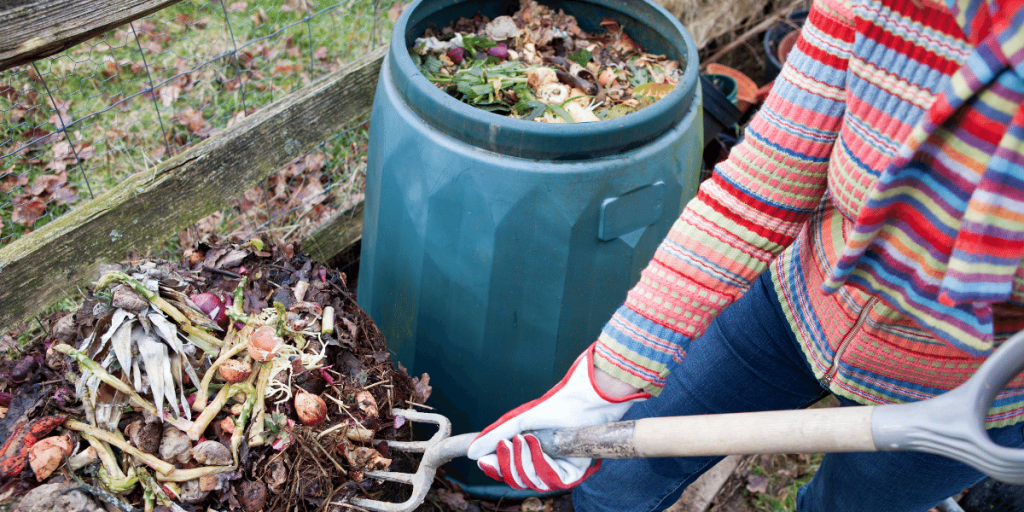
[704,63,759,113]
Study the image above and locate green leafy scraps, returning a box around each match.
[425,60,533,113]
[461,36,497,56]
[546,103,575,123]
[569,48,592,67]
[516,99,576,123]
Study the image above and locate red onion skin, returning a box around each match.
[191,292,228,328]
[447,47,465,65]
[487,44,508,61]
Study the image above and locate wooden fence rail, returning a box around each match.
[0,0,186,71]
[0,13,382,333]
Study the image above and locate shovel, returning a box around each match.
[350,329,1024,512]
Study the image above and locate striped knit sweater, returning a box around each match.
[594,0,1024,427]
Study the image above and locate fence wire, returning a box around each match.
[1,0,400,251]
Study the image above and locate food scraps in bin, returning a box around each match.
[410,0,683,123]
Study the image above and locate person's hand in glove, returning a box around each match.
[466,343,650,491]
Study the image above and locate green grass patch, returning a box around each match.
[744,453,822,512]
[1,0,396,247]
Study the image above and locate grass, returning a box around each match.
[744,453,822,511]
[1,0,398,250]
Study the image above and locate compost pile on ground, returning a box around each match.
[410,0,683,123]
[0,237,433,512]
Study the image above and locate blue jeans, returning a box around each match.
[573,272,1024,512]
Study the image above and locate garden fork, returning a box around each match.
[351,328,1024,512]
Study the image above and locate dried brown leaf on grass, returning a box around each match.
[11,200,47,227]
[745,474,770,494]
[437,489,471,511]
[176,107,213,137]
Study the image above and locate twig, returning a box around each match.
[334,398,371,431]
[314,438,345,472]
[202,266,242,279]
[328,501,374,512]
[702,0,807,67]
[362,379,391,390]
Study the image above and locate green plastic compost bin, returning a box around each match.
[358,0,701,497]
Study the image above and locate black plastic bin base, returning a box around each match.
[960,478,1024,512]
[700,75,741,149]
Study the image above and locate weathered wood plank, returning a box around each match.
[0,45,386,334]
[301,197,364,265]
[0,0,184,71]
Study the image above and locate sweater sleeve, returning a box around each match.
[594,0,857,394]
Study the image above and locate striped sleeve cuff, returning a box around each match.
[593,305,690,396]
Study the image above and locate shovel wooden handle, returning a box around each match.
[531,406,876,459]
[530,329,1024,485]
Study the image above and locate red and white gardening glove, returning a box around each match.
[466,344,650,491]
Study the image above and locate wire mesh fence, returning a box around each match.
[1,0,401,251]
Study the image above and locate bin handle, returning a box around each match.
[599,182,666,242]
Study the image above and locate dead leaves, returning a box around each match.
[10,200,47,227]
[1,0,368,248]
[175,108,213,138]
[354,390,378,418]
[746,474,770,494]
[411,372,432,405]
[178,144,357,250]
[437,489,471,511]
[389,2,410,22]
[161,83,182,107]
[737,453,820,508]
[9,170,81,227]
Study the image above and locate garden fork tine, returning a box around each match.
[349,408,477,512]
